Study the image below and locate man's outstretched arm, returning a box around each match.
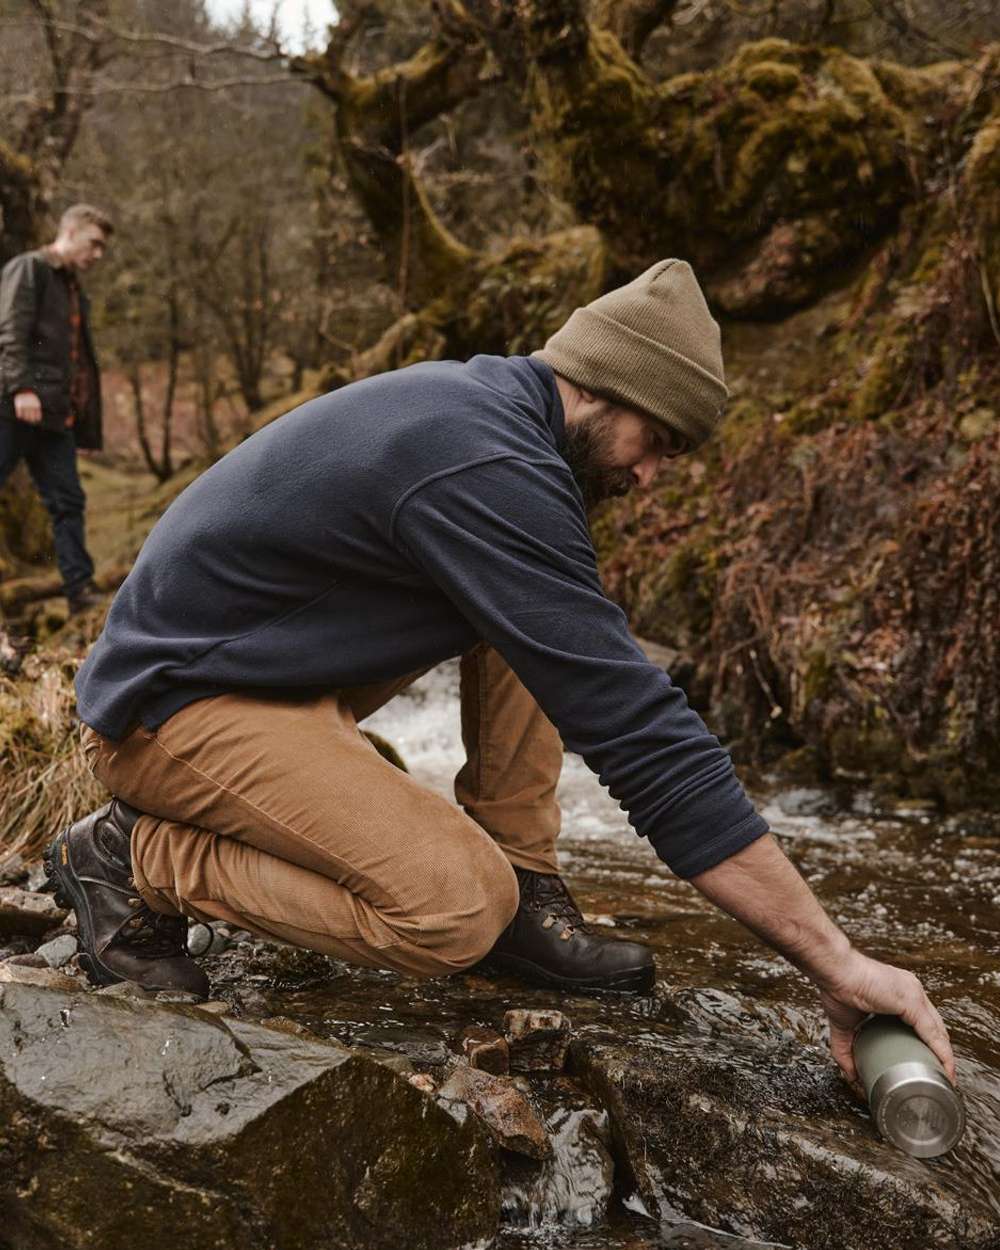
[688,833,956,1084]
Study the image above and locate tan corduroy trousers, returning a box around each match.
[81,643,562,978]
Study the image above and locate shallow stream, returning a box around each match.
[210,661,1000,1248]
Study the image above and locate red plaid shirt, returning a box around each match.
[66,271,89,429]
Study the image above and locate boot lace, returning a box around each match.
[119,891,189,960]
[517,869,586,941]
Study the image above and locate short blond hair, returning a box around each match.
[58,203,114,238]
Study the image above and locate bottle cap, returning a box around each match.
[870,1061,965,1158]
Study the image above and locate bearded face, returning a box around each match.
[562,410,635,512]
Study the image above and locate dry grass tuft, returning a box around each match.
[0,650,105,863]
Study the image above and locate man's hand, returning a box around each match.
[688,834,956,1087]
[816,948,956,1086]
[14,390,42,424]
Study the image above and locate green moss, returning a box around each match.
[800,648,834,705]
[0,468,53,568]
[849,325,915,421]
[828,721,904,776]
[459,226,606,356]
[744,62,803,100]
[728,38,804,71]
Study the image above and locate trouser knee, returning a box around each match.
[410,847,519,976]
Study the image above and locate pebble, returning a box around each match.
[187,922,230,957]
[457,1025,510,1075]
[437,1065,551,1160]
[504,1008,572,1073]
[36,934,79,968]
[4,952,48,969]
[95,981,152,1000]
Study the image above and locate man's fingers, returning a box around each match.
[900,998,957,1084]
[820,955,957,1088]
[829,1023,859,1085]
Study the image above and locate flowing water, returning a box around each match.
[211,661,1000,1248]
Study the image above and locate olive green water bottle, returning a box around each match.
[853,1014,965,1158]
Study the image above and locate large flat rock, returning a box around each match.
[571,990,1000,1250]
[0,983,499,1250]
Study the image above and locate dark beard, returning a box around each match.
[562,415,633,513]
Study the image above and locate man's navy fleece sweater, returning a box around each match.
[76,354,768,878]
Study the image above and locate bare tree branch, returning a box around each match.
[7,75,295,103]
[0,15,289,61]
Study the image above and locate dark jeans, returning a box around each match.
[0,417,94,595]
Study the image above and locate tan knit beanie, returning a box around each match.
[532,259,728,449]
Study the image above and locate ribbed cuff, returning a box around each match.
[650,809,770,879]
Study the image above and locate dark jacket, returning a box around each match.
[76,354,768,879]
[0,249,103,450]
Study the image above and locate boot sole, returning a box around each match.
[475,951,655,994]
[43,827,122,989]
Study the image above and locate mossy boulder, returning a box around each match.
[571,990,998,1250]
[0,984,500,1250]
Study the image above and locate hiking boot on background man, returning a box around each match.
[44,800,209,997]
[66,580,103,617]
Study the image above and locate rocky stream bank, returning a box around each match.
[2,662,1000,1249]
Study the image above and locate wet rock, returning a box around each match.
[571,1007,1000,1250]
[262,1017,414,1074]
[94,980,152,1000]
[351,1025,451,1067]
[0,962,79,991]
[360,1049,415,1076]
[0,983,500,1250]
[438,1064,551,1161]
[504,1009,572,1072]
[458,1024,510,1074]
[193,1000,230,1016]
[0,886,67,937]
[260,1014,326,1041]
[502,1107,614,1230]
[35,934,78,968]
[221,938,334,985]
[154,989,206,1004]
[408,1073,436,1094]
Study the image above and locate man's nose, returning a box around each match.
[631,454,663,490]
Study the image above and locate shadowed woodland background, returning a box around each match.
[2,0,1000,857]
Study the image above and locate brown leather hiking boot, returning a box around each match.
[44,800,209,997]
[477,866,655,993]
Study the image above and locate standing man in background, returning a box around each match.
[0,203,112,617]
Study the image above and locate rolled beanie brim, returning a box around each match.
[532,257,729,449]
[534,309,727,449]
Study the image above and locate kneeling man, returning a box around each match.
[50,261,954,1086]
